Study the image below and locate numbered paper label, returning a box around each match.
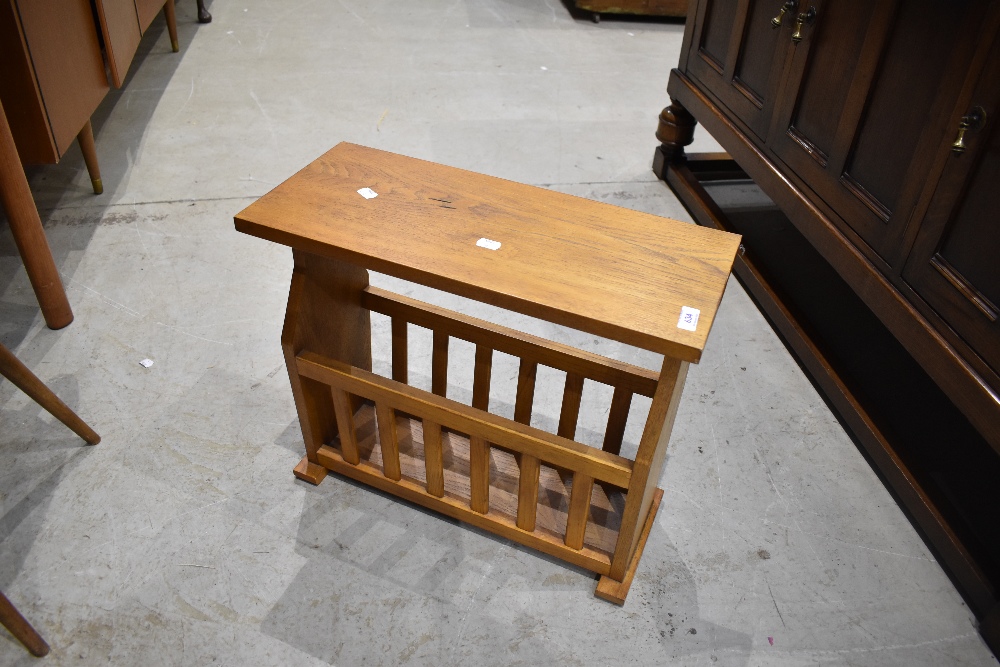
[677,306,700,332]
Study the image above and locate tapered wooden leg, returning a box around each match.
[76,120,102,195]
[164,0,179,52]
[652,99,697,178]
[196,0,211,23]
[0,343,100,445]
[0,591,49,657]
[0,99,73,330]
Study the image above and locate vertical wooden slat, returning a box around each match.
[513,359,537,425]
[469,436,490,514]
[375,402,402,481]
[603,386,633,455]
[391,317,408,384]
[557,372,585,440]
[331,387,360,465]
[565,472,594,550]
[516,454,540,531]
[432,330,449,397]
[423,420,445,497]
[472,345,493,411]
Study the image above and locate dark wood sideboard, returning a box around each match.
[654,0,1000,653]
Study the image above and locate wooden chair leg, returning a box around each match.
[0,99,73,330]
[76,120,102,195]
[0,343,100,445]
[163,0,179,52]
[196,0,211,23]
[0,592,49,657]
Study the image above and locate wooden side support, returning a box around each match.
[607,357,688,581]
[596,488,664,605]
[281,251,372,486]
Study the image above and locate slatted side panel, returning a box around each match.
[353,287,656,556]
[296,352,635,562]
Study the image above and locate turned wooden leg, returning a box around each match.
[0,99,73,330]
[164,0,179,52]
[0,343,101,445]
[76,120,102,195]
[0,592,49,657]
[196,0,211,23]
[652,99,697,179]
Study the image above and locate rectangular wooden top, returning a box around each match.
[235,143,740,362]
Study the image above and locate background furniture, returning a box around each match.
[0,592,48,658]
[0,341,101,446]
[0,0,109,194]
[0,98,73,330]
[654,0,1000,653]
[94,0,180,88]
[0,0,179,195]
[575,0,686,21]
[196,0,211,23]
[236,143,740,602]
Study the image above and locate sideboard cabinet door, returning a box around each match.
[768,0,988,266]
[903,38,1000,380]
[685,0,791,140]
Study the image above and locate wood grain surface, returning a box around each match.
[236,143,740,361]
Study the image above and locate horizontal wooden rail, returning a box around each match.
[362,287,660,398]
[314,443,613,574]
[296,351,633,488]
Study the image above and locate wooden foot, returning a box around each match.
[0,343,100,445]
[595,487,663,605]
[293,456,328,485]
[652,100,697,179]
[164,0,179,52]
[0,99,73,329]
[196,0,211,23]
[76,120,102,195]
[0,592,49,657]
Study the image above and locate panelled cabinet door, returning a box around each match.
[903,38,1000,380]
[685,0,792,140]
[767,0,987,266]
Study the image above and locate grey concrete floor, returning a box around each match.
[0,1,996,665]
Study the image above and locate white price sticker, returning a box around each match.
[476,238,502,251]
[677,306,700,332]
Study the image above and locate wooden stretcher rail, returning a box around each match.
[296,351,634,489]
[313,443,615,574]
[361,287,660,397]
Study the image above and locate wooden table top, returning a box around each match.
[235,143,740,362]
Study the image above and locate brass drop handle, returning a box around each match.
[951,107,986,156]
[792,6,817,43]
[771,0,797,28]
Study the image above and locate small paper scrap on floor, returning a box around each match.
[139,359,154,368]
[768,636,774,646]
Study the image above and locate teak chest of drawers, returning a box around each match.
[235,143,740,602]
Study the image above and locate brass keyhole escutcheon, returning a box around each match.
[771,0,797,28]
[792,6,817,43]
[951,106,987,156]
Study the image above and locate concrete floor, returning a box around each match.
[0,0,996,664]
